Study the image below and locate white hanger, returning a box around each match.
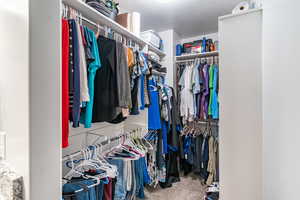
[64,149,102,180]
[63,153,102,194]
[96,24,100,39]
[96,144,118,178]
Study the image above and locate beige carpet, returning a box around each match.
[143,176,206,200]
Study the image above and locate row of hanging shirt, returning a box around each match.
[180,121,219,186]
[145,70,182,188]
[62,5,151,148]
[177,57,219,124]
[62,130,153,200]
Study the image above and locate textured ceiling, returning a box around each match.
[118,0,242,38]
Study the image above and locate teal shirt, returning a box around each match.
[208,65,214,116]
[81,28,101,128]
[212,65,219,119]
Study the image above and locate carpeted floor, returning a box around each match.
[143,176,206,200]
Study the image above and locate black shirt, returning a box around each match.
[93,36,120,122]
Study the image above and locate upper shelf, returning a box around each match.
[219,8,263,21]
[176,51,219,61]
[62,0,166,58]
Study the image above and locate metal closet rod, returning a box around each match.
[63,3,104,29]
[190,119,219,126]
[79,14,105,30]
[197,121,219,126]
[176,59,195,63]
[62,128,142,162]
[176,56,219,63]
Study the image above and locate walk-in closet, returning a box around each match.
[2,0,300,200]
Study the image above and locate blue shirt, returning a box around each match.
[81,28,101,128]
[69,20,81,128]
[212,65,219,119]
[148,79,162,130]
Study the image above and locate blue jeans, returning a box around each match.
[96,180,104,200]
[125,161,136,200]
[141,157,151,185]
[109,159,127,200]
[184,136,194,165]
[134,158,145,199]
[63,179,96,200]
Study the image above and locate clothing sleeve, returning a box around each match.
[192,64,201,94]
[209,65,214,89]
[77,23,90,103]
[89,30,101,71]
[178,68,186,89]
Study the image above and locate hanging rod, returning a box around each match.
[62,0,166,58]
[187,120,219,126]
[176,51,219,62]
[195,119,219,126]
[62,3,141,49]
[62,128,142,162]
[176,59,195,63]
[62,3,104,30]
[62,0,145,47]
[78,14,105,30]
[197,121,219,126]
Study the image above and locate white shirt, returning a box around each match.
[76,23,90,103]
[179,64,195,123]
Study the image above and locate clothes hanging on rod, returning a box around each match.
[61,5,151,148]
[174,54,220,190]
[62,129,151,200]
[179,122,219,186]
[177,57,219,124]
[145,66,183,189]
[80,26,101,128]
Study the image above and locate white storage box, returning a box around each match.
[141,30,161,49]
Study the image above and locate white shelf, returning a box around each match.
[176,51,219,61]
[62,0,166,58]
[219,8,263,21]
[63,0,145,46]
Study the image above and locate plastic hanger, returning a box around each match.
[64,149,104,180]
[64,153,102,193]
[104,134,140,160]
[95,24,100,39]
[90,145,117,178]
[125,131,145,156]
[96,144,118,177]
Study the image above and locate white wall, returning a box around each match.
[159,30,176,86]
[219,10,262,200]
[0,1,30,199]
[262,0,300,199]
[29,0,61,199]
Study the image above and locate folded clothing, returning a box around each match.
[148,51,160,62]
[86,1,117,20]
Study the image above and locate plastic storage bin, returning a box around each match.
[141,30,162,49]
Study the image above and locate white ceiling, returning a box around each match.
[118,0,242,38]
